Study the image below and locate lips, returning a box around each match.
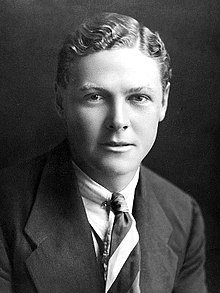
[99,141,135,153]
[101,141,134,147]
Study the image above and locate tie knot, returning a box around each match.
[111,193,129,214]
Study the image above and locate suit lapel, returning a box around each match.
[133,167,178,293]
[24,143,104,293]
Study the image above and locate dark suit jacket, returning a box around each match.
[0,140,207,292]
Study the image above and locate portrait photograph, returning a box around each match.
[0,0,219,292]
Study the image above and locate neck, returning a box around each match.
[90,171,138,193]
[72,160,138,193]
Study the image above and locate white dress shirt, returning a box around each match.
[72,161,140,256]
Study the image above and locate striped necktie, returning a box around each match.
[105,192,141,293]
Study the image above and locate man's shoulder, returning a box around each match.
[0,150,47,220]
[0,149,49,189]
[0,140,68,179]
[0,141,68,211]
[140,165,202,229]
[141,164,193,202]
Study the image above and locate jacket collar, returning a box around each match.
[133,167,178,292]
[24,141,104,292]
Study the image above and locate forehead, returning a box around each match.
[69,48,162,93]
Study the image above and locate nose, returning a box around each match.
[105,99,131,131]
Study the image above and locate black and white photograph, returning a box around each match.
[0,1,219,292]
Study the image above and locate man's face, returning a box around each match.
[57,48,169,184]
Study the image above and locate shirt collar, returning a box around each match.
[72,160,140,213]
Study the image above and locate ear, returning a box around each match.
[159,82,170,122]
[54,82,65,118]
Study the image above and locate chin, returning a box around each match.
[95,158,139,177]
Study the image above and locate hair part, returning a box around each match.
[56,12,172,91]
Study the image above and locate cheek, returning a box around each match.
[66,108,104,142]
[139,123,158,142]
[134,111,160,144]
[134,108,160,130]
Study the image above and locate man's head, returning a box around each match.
[56,12,172,92]
[55,13,172,191]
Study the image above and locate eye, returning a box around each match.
[85,94,104,103]
[128,94,151,104]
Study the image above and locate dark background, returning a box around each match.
[1,0,219,291]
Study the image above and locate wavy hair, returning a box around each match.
[56,13,172,91]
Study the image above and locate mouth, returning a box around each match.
[103,141,132,146]
[100,141,135,152]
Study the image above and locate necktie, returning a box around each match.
[105,192,141,293]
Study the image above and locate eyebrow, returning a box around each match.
[79,82,106,92]
[79,83,155,94]
[125,87,154,94]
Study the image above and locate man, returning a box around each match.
[0,12,207,292]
